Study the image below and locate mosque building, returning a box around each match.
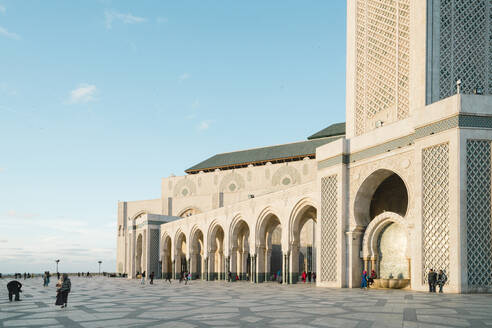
[117,0,492,293]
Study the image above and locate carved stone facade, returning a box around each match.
[117,0,492,293]
[421,143,450,283]
[466,140,492,291]
[320,175,338,282]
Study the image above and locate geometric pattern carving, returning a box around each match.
[150,229,161,278]
[422,143,450,284]
[439,1,492,99]
[219,172,245,192]
[320,175,338,282]
[272,166,301,187]
[173,178,197,197]
[466,140,492,289]
[355,0,410,135]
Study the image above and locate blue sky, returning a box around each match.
[0,0,346,273]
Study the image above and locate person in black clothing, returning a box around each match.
[7,280,22,301]
[437,270,447,293]
[428,269,437,292]
[165,273,172,284]
[150,272,154,285]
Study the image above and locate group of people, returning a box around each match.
[179,271,191,284]
[360,270,377,289]
[7,272,71,308]
[427,269,447,293]
[360,268,448,293]
[301,271,317,283]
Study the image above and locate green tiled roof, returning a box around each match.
[185,135,343,173]
[308,122,346,140]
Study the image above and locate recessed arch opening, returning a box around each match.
[355,169,409,227]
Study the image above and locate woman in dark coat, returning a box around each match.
[56,274,71,308]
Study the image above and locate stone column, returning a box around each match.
[371,257,377,274]
[289,244,299,284]
[346,227,364,288]
[265,249,272,281]
[230,247,237,280]
[172,259,176,280]
[256,246,265,283]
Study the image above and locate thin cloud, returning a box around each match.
[198,120,213,131]
[5,210,39,220]
[156,17,168,24]
[0,26,20,40]
[0,5,6,14]
[68,84,97,104]
[105,10,147,29]
[0,168,4,172]
[178,73,190,82]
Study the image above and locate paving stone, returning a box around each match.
[1,277,492,328]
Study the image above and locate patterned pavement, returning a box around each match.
[1,277,492,327]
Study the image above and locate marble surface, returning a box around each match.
[1,277,492,327]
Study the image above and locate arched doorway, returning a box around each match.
[175,232,187,279]
[190,228,204,280]
[290,203,317,284]
[257,212,282,282]
[136,233,143,275]
[362,212,410,288]
[161,235,172,280]
[355,169,410,287]
[230,219,250,281]
[208,224,225,281]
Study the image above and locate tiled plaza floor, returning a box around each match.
[1,277,492,327]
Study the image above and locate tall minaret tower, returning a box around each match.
[345,0,492,138]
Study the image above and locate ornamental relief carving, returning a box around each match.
[219,172,245,193]
[173,178,197,198]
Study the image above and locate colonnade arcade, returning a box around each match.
[159,198,317,284]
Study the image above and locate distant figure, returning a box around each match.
[308,271,312,283]
[361,270,368,290]
[184,271,188,285]
[78,272,80,277]
[428,269,437,292]
[7,280,22,302]
[56,274,71,308]
[228,271,232,282]
[149,272,154,285]
[141,271,146,285]
[312,272,316,283]
[368,270,376,286]
[301,271,307,283]
[23,273,26,280]
[165,273,172,284]
[437,270,447,293]
[57,272,60,280]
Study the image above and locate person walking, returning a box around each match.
[141,271,146,285]
[228,271,232,282]
[165,273,172,284]
[7,280,22,302]
[149,272,154,285]
[301,271,307,283]
[428,269,437,292]
[43,272,48,287]
[361,270,368,290]
[437,270,447,293]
